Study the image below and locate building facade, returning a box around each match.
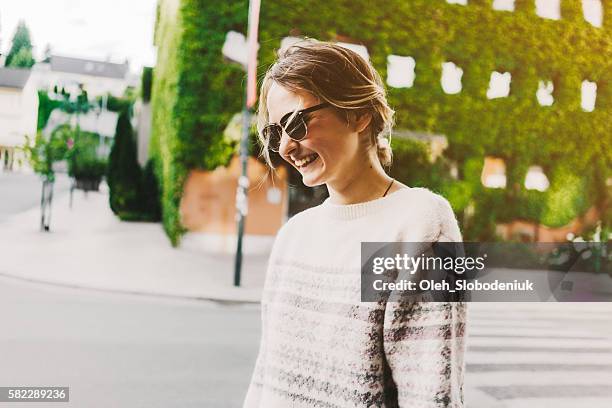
[32,55,136,98]
[0,67,38,172]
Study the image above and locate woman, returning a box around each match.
[244,39,467,408]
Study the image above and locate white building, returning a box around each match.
[0,67,38,172]
[32,55,136,98]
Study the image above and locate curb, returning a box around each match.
[0,270,261,306]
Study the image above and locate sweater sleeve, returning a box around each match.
[383,299,467,407]
[434,194,462,242]
[382,192,467,407]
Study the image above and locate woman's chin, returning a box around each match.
[302,177,323,187]
[300,161,325,187]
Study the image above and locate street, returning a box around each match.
[0,276,260,408]
[0,172,70,222]
[0,172,260,407]
[464,302,612,407]
[1,275,611,407]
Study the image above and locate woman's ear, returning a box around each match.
[345,110,372,134]
[354,111,373,134]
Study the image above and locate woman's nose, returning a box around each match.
[278,130,299,157]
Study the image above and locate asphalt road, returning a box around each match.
[0,172,71,222]
[0,277,261,408]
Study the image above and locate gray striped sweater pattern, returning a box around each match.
[244,187,468,407]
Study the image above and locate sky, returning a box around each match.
[0,0,158,74]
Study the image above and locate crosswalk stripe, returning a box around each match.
[469,313,612,321]
[464,302,612,406]
[467,326,607,338]
[468,320,563,328]
[468,303,612,313]
[469,346,612,353]
[465,371,612,386]
[467,363,612,372]
[467,351,612,365]
[496,397,612,408]
[468,337,612,348]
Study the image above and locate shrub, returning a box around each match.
[67,131,107,181]
[107,111,142,215]
[138,158,162,221]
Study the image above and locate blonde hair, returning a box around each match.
[256,39,395,169]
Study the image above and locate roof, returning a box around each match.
[0,67,32,89]
[49,55,129,79]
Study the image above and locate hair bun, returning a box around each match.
[376,136,392,167]
[377,136,390,149]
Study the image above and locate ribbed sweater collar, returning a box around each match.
[319,187,411,220]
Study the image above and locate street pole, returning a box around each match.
[234,106,250,286]
[233,0,261,287]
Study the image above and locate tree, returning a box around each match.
[5,20,35,68]
[8,47,35,68]
[107,110,142,215]
[23,128,70,180]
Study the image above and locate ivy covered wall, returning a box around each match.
[152,0,611,244]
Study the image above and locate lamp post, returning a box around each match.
[232,0,261,287]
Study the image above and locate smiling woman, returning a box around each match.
[256,40,395,200]
[245,39,467,408]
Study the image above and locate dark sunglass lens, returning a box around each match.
[283,115,307,140]
[263,125,282,151]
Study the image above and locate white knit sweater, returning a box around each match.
[243,187,468,408]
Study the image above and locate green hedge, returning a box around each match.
[142,67,153,103]
[152,0,611,244]
[37,91,62,130]
[151,0,245,245]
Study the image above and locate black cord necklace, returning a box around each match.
[382,178,394,197]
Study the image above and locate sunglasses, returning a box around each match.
[262,102,331,152]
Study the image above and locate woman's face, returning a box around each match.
[266,82,366,187]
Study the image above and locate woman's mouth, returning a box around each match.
[294,153,319,169]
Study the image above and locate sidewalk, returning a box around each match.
[0,188,268,303]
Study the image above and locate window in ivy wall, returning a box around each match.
[581,80,597,112]
[387,55,416,88]
[537,80,554,106]
[525,166,550,191]
[482,157,507,189]
[493,0,515,11]
[582,0,603,27]
[441,61,463,95]
[536,0,561,20]
[487,71,512,99]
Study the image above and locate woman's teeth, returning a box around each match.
[295,153,318,168]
